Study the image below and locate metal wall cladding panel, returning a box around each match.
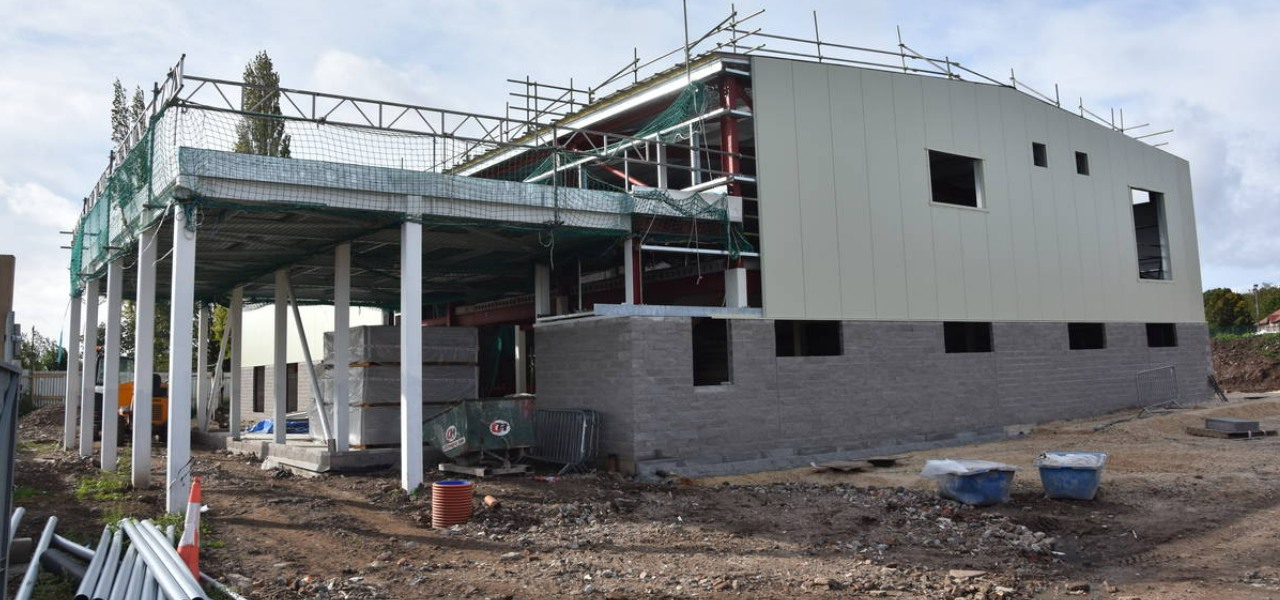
[320,365,479,405]
[323,325,479,365]
[749,56,1203,324]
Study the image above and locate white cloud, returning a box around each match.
[0,178,82,340]
[1,180,81,228]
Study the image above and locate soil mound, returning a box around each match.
[1213,333,1280,392]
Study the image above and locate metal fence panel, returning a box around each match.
[528,409,600,474]
[1136,364,1180,407]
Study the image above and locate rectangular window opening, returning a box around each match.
[1146,323,1178,347]
[692,318,732,386]
[1032,142,1048,168]
[929,150,984,208]
[1068,323,1107,350]
[286,362,299,412]
[251,366,265,412]
[775,320,843,357]
[1075,151,1090,175]
[1131,188,1171,280]
[944,322,993,353]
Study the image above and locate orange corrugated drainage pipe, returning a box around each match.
[431,480,475,528]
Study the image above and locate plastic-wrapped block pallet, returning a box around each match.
[324,365,479,405]
[306,402,404,448]
[323,325,479,365]
[312,366,480,447]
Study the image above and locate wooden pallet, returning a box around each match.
[1185,427,1277,440]
[438,462,531,477]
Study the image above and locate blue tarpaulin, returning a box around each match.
[245,419,309,435]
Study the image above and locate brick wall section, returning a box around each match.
[535,317,638,470]
[537,317,1211,477]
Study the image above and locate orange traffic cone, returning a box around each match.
[177,477,201,577]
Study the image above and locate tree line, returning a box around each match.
[23,52,290,375]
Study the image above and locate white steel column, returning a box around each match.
[78,277,100,457]
[229,286,243,441]
[63,290,82,450]
[333,243,351,452]
[656,144,669,189]
[513,326,527,394]
[534,264,551,317]
[131,226,157,488]
[166,209,197,514]
[102,259,124,469]
[623,238,638,305]
[195,304,210,433]
[400,222,423,491]
[725,267,749,308]
[273,269,288,445]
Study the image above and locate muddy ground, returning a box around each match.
[9,394,1280,599]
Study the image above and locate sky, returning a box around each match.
[2,0,1278,340]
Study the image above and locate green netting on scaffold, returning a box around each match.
[69,91,744,297]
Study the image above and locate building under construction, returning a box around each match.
[62,12,1209,507]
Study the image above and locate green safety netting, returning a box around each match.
[69,84,750,299]
[518,83,711,184]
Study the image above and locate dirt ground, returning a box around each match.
[1213,334,1280,393]
[10,394,1280,600]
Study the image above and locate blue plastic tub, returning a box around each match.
[938,469,1015,506]
[1036,452,1107,500]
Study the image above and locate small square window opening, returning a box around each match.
[929,150,984,208]
[1146,323,1178,347]
[1068,323,1106,350]
[944,322,993,353]
[1032,142,1048,167]
[775,320,843,357]
[1075,151,1090,175]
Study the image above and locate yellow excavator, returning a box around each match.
[94,354,168,444]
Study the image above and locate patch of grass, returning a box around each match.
[13,484,43,502]
[29,572,77,600]
[74,468,132,503]
[17,440,59,454]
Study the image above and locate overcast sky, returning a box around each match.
[2,0,1277,339]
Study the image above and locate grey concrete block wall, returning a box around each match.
[537,316,1211,477]
[237,361,322,426]
[535,317,638,471]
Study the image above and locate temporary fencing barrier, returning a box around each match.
[527,409,600,474]
[1135,364,1180,408]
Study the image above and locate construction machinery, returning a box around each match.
[93,354,168,444]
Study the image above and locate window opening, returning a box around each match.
[1068,323,1106,350]
[286,362,299,412]
[944,322,993,353]
[692,318,731,386]
[1032,142,1048,167]
[1075,151,1090,175]
[929,150,984,208]
[775,320,843,357]
[1131,188,1171,280]
[1146,323,1178,347]
[252,366,265,412]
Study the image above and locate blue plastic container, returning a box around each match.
[938,469,1015,506]
[1036,452,1107,500]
